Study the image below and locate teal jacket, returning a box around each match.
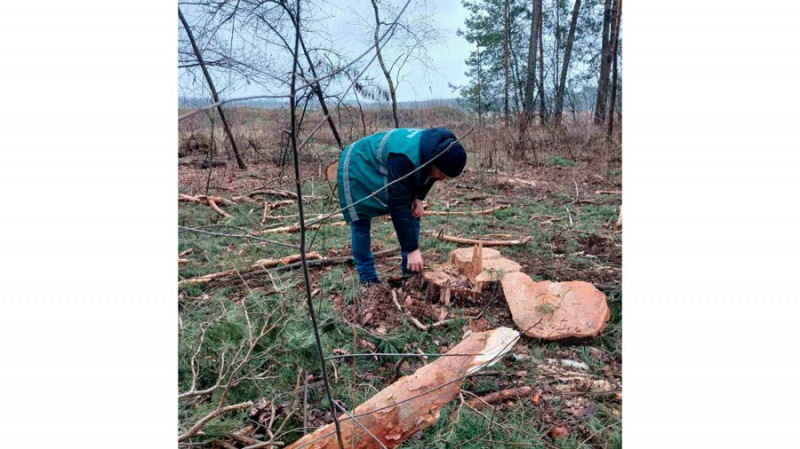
[338,128,463,253]
[337,128,426,223]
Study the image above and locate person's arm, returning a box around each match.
[387,153,421,253]
[415,178,436,200]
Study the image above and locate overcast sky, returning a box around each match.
[190,0,472,103]
[300,0,471,101]
[368,0,471,101]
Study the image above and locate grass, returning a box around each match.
[551,156,577,167]
[177,145,622,447]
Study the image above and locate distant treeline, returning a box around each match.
[179,97,465,111]
[178,92,597,113]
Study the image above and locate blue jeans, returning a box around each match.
[351,218,420,283]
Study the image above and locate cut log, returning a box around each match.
[501,272,610,340]
[437,233,531,247]
[285,327,520,449]
[425,204,509,216]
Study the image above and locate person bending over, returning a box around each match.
[336,127,467,284]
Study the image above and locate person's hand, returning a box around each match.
[411,198,424,219]
[406,249,424,272]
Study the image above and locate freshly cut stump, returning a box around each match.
[422,264,472,305]
[449,246,521,291]
[501,272,610,340]
[423,246,522,304]
[286,327,520,449]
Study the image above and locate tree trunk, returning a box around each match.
[297,30,343,149]
[477,44,483,128]
[607,0,622,139]
[510,41,524,115]
[553,2,560,98]
[288,2,345,447]
[503,0,510,127]
[178,8,246,169]
[537,6,546,125]
[594,0,613,124]
[371,0,400,128]
[523,0,542,124]
[554,0,582,126]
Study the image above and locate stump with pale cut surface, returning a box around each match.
[423,246,522,305]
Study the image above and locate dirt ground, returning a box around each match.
[179,142,622,447]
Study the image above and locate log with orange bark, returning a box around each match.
[285,327,520,449]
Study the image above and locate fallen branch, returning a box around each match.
[178,253,322,286]
[253,220,346,235]
[466,194,489,201]
[425,204,509,216]
[178,400,253,442]
[262,213,344,221]
[391,290,452,331]
[508,178,537,187]
[245,188,298,199]
[595,190,621,195]
[465,385,534,411]
[273,247,400,273]
[243,188,322,202]
[482,233,513,239]
[207,198,232,218]
[436,233,531,247]
[261,200,296,225]
[179,194,236,217]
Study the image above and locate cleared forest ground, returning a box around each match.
[178,112,622,448]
